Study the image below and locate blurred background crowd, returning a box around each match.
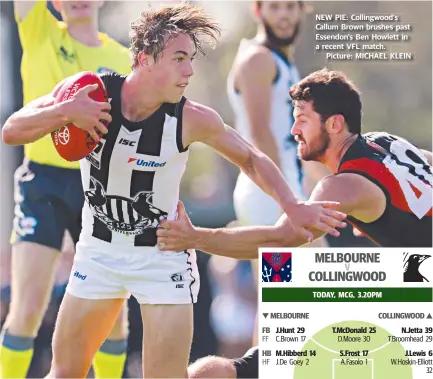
[0,1,431,377]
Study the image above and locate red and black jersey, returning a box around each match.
[337,132,432,247]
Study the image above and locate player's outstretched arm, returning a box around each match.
[158,199,343,259]
[158,201,283,259]
[184,101,345,241]
[2,83,110,146]
[158,174,379,259]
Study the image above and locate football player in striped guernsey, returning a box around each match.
[2,5,347,378]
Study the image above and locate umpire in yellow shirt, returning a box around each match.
[0,1,131,378]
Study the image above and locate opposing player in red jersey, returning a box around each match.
[158,68,432,259]
[158,68,431,378]
[287,69,432,247]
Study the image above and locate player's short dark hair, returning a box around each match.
[130,3,221,68]
[289,68,362,135]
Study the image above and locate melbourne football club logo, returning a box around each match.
[403,252,432,282]
[262,252,292,282]
[84,177,168,235]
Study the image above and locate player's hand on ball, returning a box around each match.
[62,84,112,142]
[157,201,196,251]
[287,201,347,242]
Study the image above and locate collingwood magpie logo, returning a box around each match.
[85,177,168,235]
[403,252,432,282]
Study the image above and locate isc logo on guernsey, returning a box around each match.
[128,158,166,167]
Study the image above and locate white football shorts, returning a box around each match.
[66,241,199,304]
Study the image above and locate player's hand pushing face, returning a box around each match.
[62,84,111,142]
[287,201,347,242]
[157,201,195,251]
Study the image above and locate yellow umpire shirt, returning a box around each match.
[16,0,131,169]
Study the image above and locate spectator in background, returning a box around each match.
[0,1,131,378]
[228,1,329,247]
[226,0,328,348]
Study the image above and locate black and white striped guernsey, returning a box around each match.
[79,73,189,248]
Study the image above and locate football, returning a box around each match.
[51,71,108,162]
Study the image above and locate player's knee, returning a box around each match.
[5,296,49,335]
[51,341,90,378]
[188,356,237,379]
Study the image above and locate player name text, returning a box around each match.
[270,313,310,319]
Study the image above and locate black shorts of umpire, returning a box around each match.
[232,346,258,379]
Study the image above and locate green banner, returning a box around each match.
[262,287,432,302]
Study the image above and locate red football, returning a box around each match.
[51,71,108,162]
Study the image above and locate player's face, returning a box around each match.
[291,101,330,161]
[54,1,103,23]
[149,34,195,103]
[257,1,303,47]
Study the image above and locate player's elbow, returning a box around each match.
[2,114,35,146]
[1,121,21,145]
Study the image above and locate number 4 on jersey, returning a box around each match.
[383,139,433,219]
